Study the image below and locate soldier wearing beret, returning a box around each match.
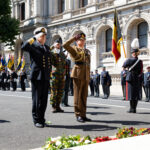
[123,38,143,113]
[21,27,56,128]
[50,40,66,113]
[63,33,91,122]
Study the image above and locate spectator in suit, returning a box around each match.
[121,67,127,100]
[101,67,109,99]
[89,71,94,96]
[93,70,100,97]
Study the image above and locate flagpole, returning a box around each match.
[121,38,127,58]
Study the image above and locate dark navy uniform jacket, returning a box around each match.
[123,57,143,100]
[1,72,7,82]
[101,71,109,85]
[21,38,56,81]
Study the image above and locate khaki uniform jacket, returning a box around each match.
[63,37,91,81]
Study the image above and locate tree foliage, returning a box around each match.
[0,0,20,48]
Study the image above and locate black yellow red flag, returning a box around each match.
[112,9,126,63]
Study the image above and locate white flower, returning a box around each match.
[74,141,79,144]
[84,140,91,144]
[51,136,61,142]
[56,140,61,146]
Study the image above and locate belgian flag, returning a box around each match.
[112,9,126,63]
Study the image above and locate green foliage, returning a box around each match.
[0,0,11,16]
[0,0,20,48]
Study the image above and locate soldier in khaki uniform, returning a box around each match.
[63,33,91,122]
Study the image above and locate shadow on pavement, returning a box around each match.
[137,112,150,115]
[91,120,150,125]
[87,106,110,109]
[0,120,10,123]
[62,111,114,115]
[48,124,117,131]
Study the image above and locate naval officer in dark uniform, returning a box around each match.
[123,38,143,113]
[21,27,56,128]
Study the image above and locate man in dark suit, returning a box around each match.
[93,70,100,97]
[21,27,56,128]
[89,71,94,96]
[121,67,127,100]
[145,67,150,102]
[101,67,109,99]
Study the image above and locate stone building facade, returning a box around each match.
[10,0,150,77]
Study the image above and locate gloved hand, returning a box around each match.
[74,34,82,41]
[33,32,44,40]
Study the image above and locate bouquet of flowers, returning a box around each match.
[43,135,117,150]
[116,127,150,139]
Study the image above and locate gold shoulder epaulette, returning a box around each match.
[28,38,34,45]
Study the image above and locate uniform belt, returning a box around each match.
[75,62,85,65]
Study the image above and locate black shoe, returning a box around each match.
[76,116,85,123]
[83,117,92,121]
[145,99,150,102]
[34,123,44,128]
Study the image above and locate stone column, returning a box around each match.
[26,0,30,19]
[74,0,79,9]
[34,0,41,17]
[65,0,73,11]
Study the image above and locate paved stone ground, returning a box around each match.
[0,88,150,150]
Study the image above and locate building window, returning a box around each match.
[79,0,88,8]
[106,28,112,52]
[138,22,148,48]
[20,3,25,21]
[58,0,65,14]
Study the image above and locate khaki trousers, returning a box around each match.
[73,78,89,118]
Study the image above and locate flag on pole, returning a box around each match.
[7,55,14,70]
[21,56,25,70]
[17,56,22,71]
[112,9,126,63]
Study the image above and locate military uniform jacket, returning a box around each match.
[11,72,18,81]
[63,37,91,81]
[1,72,7,82]
[21,38,56,80]
[51,48,66,76]
[123,57,143,100]
[20,72,27,83]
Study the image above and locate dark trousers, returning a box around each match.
[102,85,109,98]
[2,81,6,90]
[89,83,94,96]
[31,80,49,125]
[73,78,88,118]
[62,79,70,105]
[122,85,126,99]
[11,82,17,91]
[21,81,26,91]
[94,84,99,96]
[145,86,150,100]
